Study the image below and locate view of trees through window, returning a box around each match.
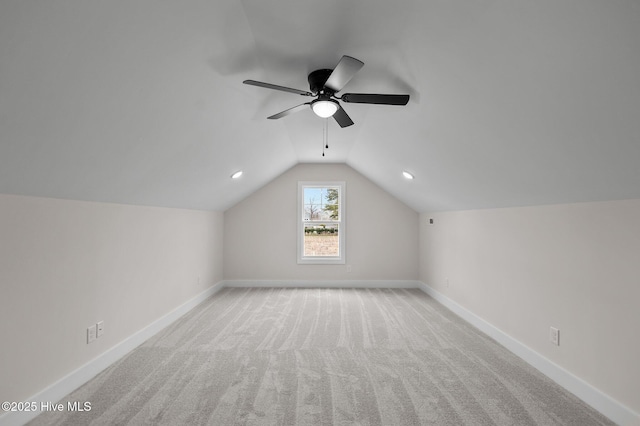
[303,186,340,257]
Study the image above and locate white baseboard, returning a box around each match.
[417,282,640,426]
[222,279,422,289]
[0,281,225,426]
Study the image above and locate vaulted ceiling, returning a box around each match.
[1,0,639,212]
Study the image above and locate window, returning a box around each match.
[297,181,345,264]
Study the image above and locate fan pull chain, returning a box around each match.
[325,118,329,149]
[322,118,329,157]
[321,118,329,157]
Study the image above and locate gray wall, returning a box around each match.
[224,163,419,281]
[419,199,640,415]
[8,173,637,418]
[0,194,224,403]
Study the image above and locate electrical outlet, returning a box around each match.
[96,321,104,338]
[550,326,560,346]
[346,265,352,273]
[87,325,97,344]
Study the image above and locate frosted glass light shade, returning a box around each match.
[311,100,339,118]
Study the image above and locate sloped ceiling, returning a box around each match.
[1,0,639,212]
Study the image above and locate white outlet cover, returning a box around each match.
[96,321,104,338]
[550,327,560,346]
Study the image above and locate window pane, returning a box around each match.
[303,224,339,257]
[303,187,339,221]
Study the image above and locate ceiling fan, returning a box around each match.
[243,55,410,128]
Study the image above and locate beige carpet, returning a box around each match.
[30,288,613,425]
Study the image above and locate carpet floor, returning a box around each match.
[29,287,613,425]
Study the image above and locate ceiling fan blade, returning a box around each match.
[332,105,354,128]
[324,56,364,92]
[243,80,313,96]
[341,93,410,105]
[267,103,311,120]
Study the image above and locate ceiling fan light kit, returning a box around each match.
[311,98,339,118]
[243,55,410,128]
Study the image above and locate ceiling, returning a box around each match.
[1,0,639,212]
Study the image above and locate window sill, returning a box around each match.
[297,257,346,265]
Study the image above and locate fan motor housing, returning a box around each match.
[308,69,334,94]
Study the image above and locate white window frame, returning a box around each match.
[297,181,346,264]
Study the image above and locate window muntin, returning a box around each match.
[298,182,345,264]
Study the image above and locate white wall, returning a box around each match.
[0,194,224,403]
[419,199,640,416]
[224,163,418,281]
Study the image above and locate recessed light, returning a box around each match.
[231,170,243,179]
[402,171,414,180]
